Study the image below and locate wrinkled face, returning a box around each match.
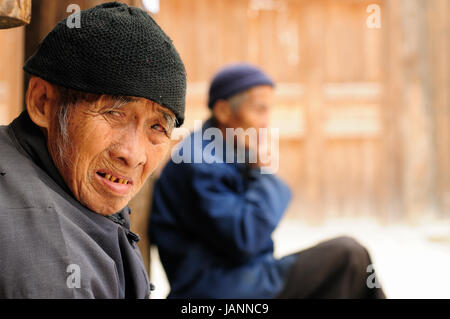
[223,85,274,149]
[228,85,273,132]
[47,96,175,215]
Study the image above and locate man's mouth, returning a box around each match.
[95,170,133,196]
[96,171,131,185]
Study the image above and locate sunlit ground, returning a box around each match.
[150,218,450,299]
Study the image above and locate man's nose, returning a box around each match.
[260,111,270,128]
[110,129,147,168]
[259,118,269,129]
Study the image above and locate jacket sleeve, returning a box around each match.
[181,164,291,263]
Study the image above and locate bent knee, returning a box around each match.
[332,236,369,267]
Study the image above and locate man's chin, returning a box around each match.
[83,199,129,216]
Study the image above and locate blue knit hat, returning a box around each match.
[208,63,274,109]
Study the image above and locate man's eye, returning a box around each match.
[105,110,123,117]
[151,124,167,134]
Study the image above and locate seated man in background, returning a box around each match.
[150,63,385,299]
[0,2,186,298]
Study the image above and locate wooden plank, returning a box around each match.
[323,82,382,100]
[381,0,405,223]
[382,0,439,223]
[0,26,24,125]
[400,0,437,222]
[427,0,450,217]
[302,0,326,223]
[324,104,381,138]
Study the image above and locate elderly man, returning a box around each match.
[150,64,385,299]
[0,2,185,298]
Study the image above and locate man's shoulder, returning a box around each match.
[170,127,232,171]
[0,123,32,168]
[0,125,46,210]
[0,184,120,298]
[0,204,120,298]
[0,124,18,158]
[161,157,239,183]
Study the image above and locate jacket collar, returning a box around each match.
[201,117,249,173]
[8,111,71,194]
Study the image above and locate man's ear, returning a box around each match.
[25,77,59,130]
[212,100,233,126]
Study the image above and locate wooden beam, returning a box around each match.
[382,0,438,223]
[0,0,31,29]
[303,1,326,223]
[400,0,437,221]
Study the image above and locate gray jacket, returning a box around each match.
[0,112,150,298]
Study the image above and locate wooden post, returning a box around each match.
[427,0,450,218]
[400,0,437,221]
[0,0,31,29]
[382,0,405,223]
[383,0,438,223]
[303,2,325,223]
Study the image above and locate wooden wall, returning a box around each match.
[152,0,449,223]
[153,0,386,223]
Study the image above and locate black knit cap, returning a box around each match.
[24,1,186,126]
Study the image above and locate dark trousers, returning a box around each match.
[276,236,386,299]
